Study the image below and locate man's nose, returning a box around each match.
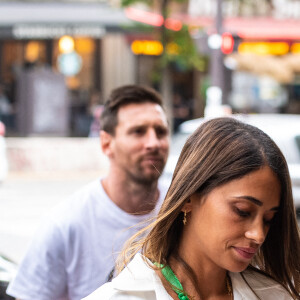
[245,219,267,245]
[144,129,160,149]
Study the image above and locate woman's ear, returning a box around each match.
[181,193,202,213]
[181,198,192,213]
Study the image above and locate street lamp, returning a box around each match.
[205,0,232,117]
[209,0,224,102]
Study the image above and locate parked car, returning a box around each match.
[163,114,300,213]
[0,254,16,300]
[0,121,8,183]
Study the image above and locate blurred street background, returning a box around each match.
[0,171,102,263]
[1,0,300,264]
[1,137,109,263]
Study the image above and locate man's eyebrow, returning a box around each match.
[128,124,146,130]
[234,196,280,211]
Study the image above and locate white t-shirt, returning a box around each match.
[7,179,167,300]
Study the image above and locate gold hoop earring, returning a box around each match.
[183,210,187,225]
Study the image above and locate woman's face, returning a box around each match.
[181,166,281,273]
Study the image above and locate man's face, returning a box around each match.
[106,102,169,184]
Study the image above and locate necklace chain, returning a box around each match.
[226,272,233,299]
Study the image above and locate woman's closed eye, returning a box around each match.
[263,218,274,226]
[234,207,251,218]
[234,206,277,227]
[263,212,277,226]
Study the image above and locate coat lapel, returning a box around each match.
[112,254,155,292]
[230,272,258,300]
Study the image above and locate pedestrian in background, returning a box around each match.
[84,117,300,300]
[7,85,170,300]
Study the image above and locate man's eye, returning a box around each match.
[133,128,145,135]
[155,128,168,137]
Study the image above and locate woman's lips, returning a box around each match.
[233,247,257,260]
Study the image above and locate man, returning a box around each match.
[7,85,170,300]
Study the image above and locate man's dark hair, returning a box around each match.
[100,85,164,135]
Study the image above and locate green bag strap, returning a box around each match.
[154,263,189,300]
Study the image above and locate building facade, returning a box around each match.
[0,1,137,136]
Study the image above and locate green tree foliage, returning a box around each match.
[121,0,152,6]
[162,25,206,72]
[121,0,206,74]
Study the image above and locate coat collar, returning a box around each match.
[230,271,261,300]
[112,254,173,299]
[112,254,259,300]
[112,253,159,292]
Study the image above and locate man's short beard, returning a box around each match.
[128,169,161,185]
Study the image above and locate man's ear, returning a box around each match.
[100,130,113,157]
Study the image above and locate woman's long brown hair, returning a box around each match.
[118,117,300,299]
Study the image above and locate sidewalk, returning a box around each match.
[0,170,108,264]
[6,137,109,174]
[1,137,109,263]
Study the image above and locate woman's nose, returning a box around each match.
[245,219,267,245]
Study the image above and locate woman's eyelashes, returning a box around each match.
[234,207,250,218]
[263,218,274,226]
[263,213,277,226]
[233,206,276,226]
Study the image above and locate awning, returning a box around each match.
[177,14,300,40]
[0,2,132,39]
[124,6,300,41]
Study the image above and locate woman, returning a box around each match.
[84,117,300,300]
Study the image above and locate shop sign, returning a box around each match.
[238,42,290,56]
[12,25,106,39]
[131,40,163,56]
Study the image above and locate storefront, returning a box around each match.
[0,2,134,136]
[184,13,300,114]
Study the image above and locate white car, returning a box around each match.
[163,114,300,212]
[0,121,8,182]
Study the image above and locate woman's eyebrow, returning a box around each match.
[234,196,280,211]
[235,196,263,206]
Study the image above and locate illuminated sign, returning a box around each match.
[291,43,300,54]
[13,25,106,39]
[221,32,234,54]
[238,42,290,55]
[131,40,181,56]
[131,40,163,56]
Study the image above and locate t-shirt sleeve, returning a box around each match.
[81,282,117,300]
[6,217,68,300]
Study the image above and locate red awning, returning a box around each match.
[125,7,300,41]
[176,14,300,40]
